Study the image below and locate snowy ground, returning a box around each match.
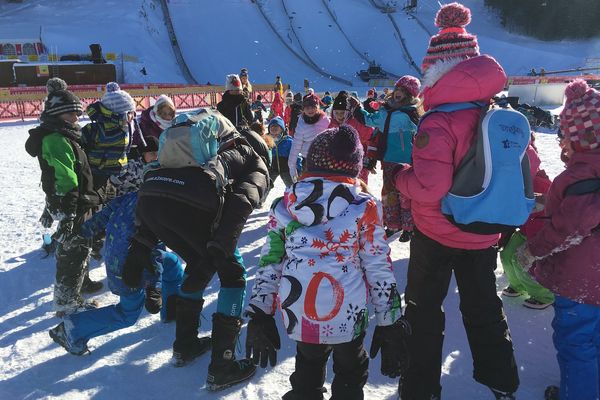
[0,121,563,400]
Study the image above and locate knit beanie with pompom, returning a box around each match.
[560,79,600,152]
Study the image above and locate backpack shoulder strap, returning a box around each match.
[564,178,600,196]
[419,101,486,129]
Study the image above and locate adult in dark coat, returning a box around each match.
[217,74,254,129]
[122,110,269,391]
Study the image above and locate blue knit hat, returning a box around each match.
[268,116,286,134]
[101,82,136,115]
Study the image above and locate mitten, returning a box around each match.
[122,239,152,288]
[54,216,76,244]
[370,316,411,378]
[245,304,281,368]
[515,243,536,271]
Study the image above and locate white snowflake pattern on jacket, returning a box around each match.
[247,176,402,345]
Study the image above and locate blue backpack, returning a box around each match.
[422,102,535,234]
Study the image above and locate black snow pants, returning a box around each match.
[135,196,245,291]
[400,229,519,400]
[284,334,369,400]
[54,210,92,312]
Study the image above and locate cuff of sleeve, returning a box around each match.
[376,309,402,327]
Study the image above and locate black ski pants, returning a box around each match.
[284,334,369,400]
[135,196,245,291]
[400,229,519,400]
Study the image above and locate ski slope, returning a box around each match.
[0,0,597,91]
[0,121,563,400]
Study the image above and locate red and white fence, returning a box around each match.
[0,83,280,121]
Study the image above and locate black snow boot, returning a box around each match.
[490,387,516,400]
[206,313,256,391]
[172,297,211,367]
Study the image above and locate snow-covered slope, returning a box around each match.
[1,0,597,90]
[0,122,563,399]
[0,0,184,84]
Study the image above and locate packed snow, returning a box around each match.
[0,125,562,400]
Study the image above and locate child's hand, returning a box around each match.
[245,305,281,368]
[370,317,411,378]
[515,243,536,271]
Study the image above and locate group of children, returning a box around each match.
[23,2,600,399]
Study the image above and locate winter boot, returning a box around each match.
[172,297,211,367]
[81,274,103,294]
[49,322,90,355]
[144,285,162,314]
[206,313,256,391]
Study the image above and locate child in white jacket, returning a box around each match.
[246,125,411,400]
[287,93,330,181]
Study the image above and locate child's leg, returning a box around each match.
[286,342,332,400]
[552,295,600,400]
[499,232,528,294]
[65,289,145,346]
[160,253,184,321]
[54,238,90,313]
[331,334,369,400]
[381,162,401,231]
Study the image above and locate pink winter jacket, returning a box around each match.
[529,150,600,306]
[395,55,507,249]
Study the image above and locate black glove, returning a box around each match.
[54,216,76,244]
[39,207,54,228]
[370,317,411,378]
[121,239,152,288]
[245,304,281,368]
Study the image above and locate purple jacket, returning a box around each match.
[529,150,600,305]
[139,107,163,139]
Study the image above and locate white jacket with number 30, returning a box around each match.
[247,176,402,345]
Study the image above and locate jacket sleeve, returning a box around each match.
[357,107,383,129]
[41,134,79,196]
[358,198,402,326]
[243,101,254,124]
[395,117,455,202]
[247,202,287,315]
[528,189,600,258]
[288,126,303,169]
[79,195,123,238]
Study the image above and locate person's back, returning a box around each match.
[393,4,520,399]
[246,125,409,399]
[522,79,600,400]
[217,74,254,128]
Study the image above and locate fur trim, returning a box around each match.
[422,58,464,88]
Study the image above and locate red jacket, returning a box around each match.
[395,55,507,249]
[328,117,374,151]
[529,150,600,305]
[270,92,285,119]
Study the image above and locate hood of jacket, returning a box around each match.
[87,101,126,125]
[25,116,82,157]
[422,55,507,111]
[221,91,246,107]
[283,176,360,226]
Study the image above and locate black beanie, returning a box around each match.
[43,78,83,117]
[332,93,349,111]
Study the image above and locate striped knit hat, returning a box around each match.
[560,79,600,152]
[101,82,136,115]
[42,78,83,117]
[422,2,480,71]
